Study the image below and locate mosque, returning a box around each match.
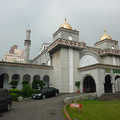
[0,19,120,96]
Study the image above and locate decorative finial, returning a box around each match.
[100,29,112,40]
[60,18,72,30]
[64,18,67,23]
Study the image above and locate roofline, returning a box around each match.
[78,63,120,72]
[0,61,53,70]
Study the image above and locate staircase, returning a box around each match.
[99,92,120,100]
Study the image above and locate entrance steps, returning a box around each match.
[99,93,120,100]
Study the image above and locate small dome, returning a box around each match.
[100,30,112,40]
[60,18,72,30]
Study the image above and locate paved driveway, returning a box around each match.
[0,94,71,120]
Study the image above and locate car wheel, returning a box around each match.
[42,95,46,99]
[7,104,12,111]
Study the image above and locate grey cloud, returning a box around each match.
[0,0,120,58]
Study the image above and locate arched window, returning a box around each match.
[23,74,31,84]
[11,74,20,88]
[43,75,50,88]
[32,75,41,89]
[83,75,96,93]
[33,75,40,81]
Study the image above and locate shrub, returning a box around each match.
[22,84,33,97]
[9,88,22,95]
[9,88,22,101]
[9,92,19,101]
[10,80,18,88]
[22,80,29,85]
[32,80,45,89]
[75,81,80,90]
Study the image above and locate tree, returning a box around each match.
[22,84,33,97]
[75,81,80,92]
[32,80,45,89]
[10,80,18,88]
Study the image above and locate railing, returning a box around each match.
[99,49,120,56]
[48,38,86,52]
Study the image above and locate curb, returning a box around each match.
[64,104,72,120]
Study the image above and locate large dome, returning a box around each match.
[100,30,112,40]
[60,18,72,30]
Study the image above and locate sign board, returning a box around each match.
[105,68,111,73]
[70,103,82,109]
[113,69,120,74]
[105,68,120,74]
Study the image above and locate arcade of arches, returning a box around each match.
[83,74,120,94]
[0,73,50,89]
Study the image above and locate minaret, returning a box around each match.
[24,28,31,63]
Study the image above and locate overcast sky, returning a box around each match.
[0,0,120,59]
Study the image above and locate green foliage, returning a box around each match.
[22,84,33,97]
[9,88,20,93]
[10,80,18,88]
[32,80,45,89]
[22,80,29,85]
[75,81,80,89]
[9,88,22,101]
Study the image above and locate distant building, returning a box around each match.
[2,45,24,63]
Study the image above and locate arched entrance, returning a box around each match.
[0,73,9,89]
[115,76,120,93]
[43,75,50,88]
[104,75,112,93]
[83,75,96,93]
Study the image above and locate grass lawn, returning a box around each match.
[66,100,120,120]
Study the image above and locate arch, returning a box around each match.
[32,75,41,89]
[43,75,50,88]
[83,75,96,93]
[80,49,101,63]
[80,55,99,67]
[0,73,9,89]
[115,75,120,92]
[11,74,20,88]
[104,75,112,93]
[23,74,31,84]
[33,75,40,81]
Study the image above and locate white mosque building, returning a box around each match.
[0,19,120,96]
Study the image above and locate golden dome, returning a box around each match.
[100,29,112,40]
[60,18,72,30]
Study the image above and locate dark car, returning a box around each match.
[0,88,12,112]
[32,87,59,99]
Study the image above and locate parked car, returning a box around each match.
[0,88,12,112]
[32,87,59,99]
